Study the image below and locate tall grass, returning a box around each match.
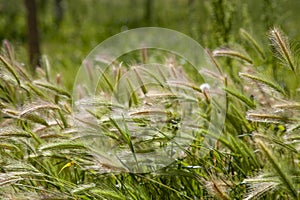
[0,27,299,199]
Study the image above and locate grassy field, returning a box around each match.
[0,1,300,199]
[1,0,300,89]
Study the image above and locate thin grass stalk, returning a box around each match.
[19,103,60,117]
[240,29,265,60]
[136,174,194,200]
[225,88,256,108]
[38,142,87,151]
[34,81,71,98]
[109,117,137,165]
[0,55,20,85]
[126,78,139,107]
[213,48,253,64]
[246,112,295,124]
[134,67,148,95]
[41,55,51,82]
[257,140,298,199]
[25,82,47,99]
[239,72,286,96]
[211,179,230,200]
[269,27,296,72]
[273,102,300,110]
[206,48,223,74]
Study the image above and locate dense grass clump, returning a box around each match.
[0,27,299,199]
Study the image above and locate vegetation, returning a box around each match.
[0,1,300,199]
[0,26,299,199]
[1,0,300,89]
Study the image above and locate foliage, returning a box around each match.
[0,25,299,199]
[1,0,300,90]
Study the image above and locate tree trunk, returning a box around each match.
[145,0,154,25]
[24,0,41,72]
[54,0,64,27]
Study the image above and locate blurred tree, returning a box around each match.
[145,0,154,25]
[24,0,41,71]
[54,0,64,27]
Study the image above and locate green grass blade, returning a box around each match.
[257,140,298,199]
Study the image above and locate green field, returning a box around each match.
[0,1,299,199]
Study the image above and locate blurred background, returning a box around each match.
[0,0,300,89]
